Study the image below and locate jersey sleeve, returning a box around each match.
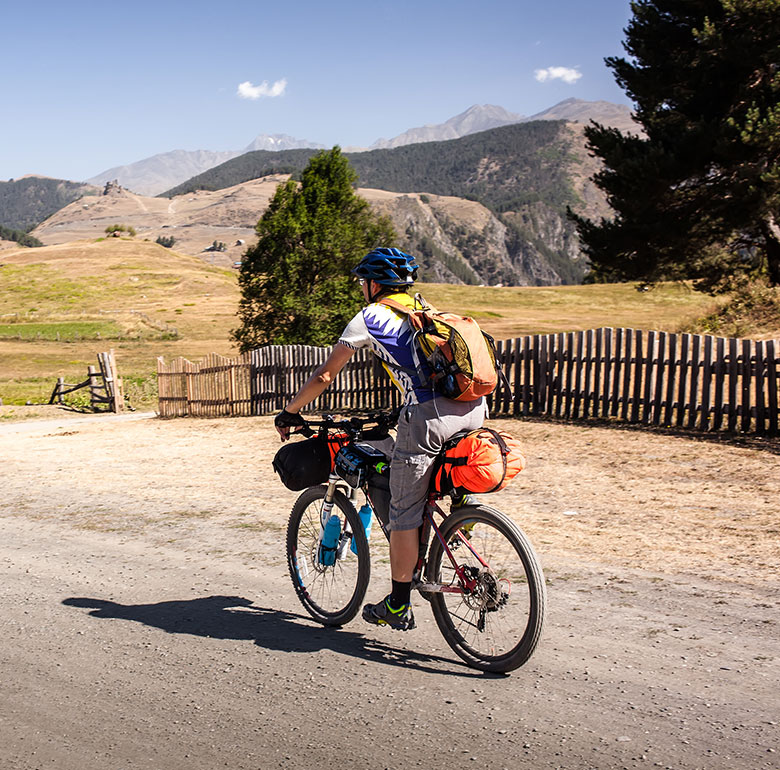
[338,309,371,350]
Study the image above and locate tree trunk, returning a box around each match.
[761,215,780,286]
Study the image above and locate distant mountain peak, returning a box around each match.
[242,134,324,153]
[370,104,525,150]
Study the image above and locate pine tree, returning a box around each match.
[571,0,780,289]
[233,148,396,349]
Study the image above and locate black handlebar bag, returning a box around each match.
[272,437,332,491]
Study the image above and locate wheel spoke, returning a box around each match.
[427,505,545,672]
[286,486,370,626]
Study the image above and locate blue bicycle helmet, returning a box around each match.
[352,247,419,286]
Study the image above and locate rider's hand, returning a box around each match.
[275,409,305,441]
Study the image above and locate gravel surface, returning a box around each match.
[1,411,777,769]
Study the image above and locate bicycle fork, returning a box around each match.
[316,474,355,564]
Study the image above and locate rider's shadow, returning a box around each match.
[62,595,491,677]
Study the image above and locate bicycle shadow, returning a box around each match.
[62,595,499,678]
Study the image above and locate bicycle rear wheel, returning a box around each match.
[426,504,545,673]
[287,484,370,626]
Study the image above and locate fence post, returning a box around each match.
[652,331,666,426]
[630,330,643,423]
[741,339,752,433]
[88,365,101,411]
[766,340,778,436]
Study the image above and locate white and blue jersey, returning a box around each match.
[338,292,435,404]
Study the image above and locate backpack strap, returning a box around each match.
[377,297,424,331]
[481,330,514,398]
[375,296,438,386]
[484,428,509,493]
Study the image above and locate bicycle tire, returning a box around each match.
[426,504,546,673]
[286,484,370,626]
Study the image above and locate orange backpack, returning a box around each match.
[379,295,501,401]
[432,428,526,496]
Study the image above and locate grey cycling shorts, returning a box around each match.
[387,397,487,531]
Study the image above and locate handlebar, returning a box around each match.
[294,409,400,441]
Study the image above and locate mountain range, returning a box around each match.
[86,134,325,197]
[85,99,636,197]
[1,100,638,287]
[13,118,613,287]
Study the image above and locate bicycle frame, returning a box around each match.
[284,413,545,671]
[298,415,494,598]
[412,494,487,596]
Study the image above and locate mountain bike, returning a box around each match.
[284,411,546,673]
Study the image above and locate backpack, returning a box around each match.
[379,294,504,401]
[432,427,525,496]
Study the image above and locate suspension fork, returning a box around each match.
[319,473,340,527]
[318,475,356,561]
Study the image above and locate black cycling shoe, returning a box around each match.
[362,596,416,631]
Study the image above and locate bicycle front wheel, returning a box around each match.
[286,485,370,627]
[426,505,546,673]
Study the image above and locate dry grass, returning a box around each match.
[422,280,719,339]
[0,239,724,406]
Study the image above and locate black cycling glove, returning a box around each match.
[275,409,306,430]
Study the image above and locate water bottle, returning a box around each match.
[440,373,459,399]
[318,514,341,566]
[351,504,373,554]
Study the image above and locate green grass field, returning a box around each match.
[0,320,122,341]
[0,239,727,408]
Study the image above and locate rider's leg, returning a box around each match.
[363,398,487,630]
[389,528,419,582]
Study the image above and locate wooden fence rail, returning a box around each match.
[156,328,779,435]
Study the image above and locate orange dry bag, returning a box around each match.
[432,428,525,496]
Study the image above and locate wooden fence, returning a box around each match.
[50,350,124,412]
[156,328,779,435]
[157,352,253,418]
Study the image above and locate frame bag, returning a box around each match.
[432,428,525,496]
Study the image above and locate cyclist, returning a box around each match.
[275,248,487,631]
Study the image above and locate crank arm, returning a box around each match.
[414,582,465,594]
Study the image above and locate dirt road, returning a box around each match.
[1,411,777,769]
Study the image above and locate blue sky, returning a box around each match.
[0,0,634,182]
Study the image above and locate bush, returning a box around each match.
[156,235,176,248]
[681,280,780,338]
[105,224,136,237]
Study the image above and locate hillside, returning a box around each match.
[0,239,722,407]
[0,176,100,231]
[80,100,634,197]
[163,121,606,285]
[0,239,240,406]
[3,113,624,286]
[30,173,585,285]
[31,176,289,267]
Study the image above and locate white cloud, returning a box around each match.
[534,67,582,85]
[237,78,288,100]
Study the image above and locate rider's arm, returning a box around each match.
[284,342,357,414]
